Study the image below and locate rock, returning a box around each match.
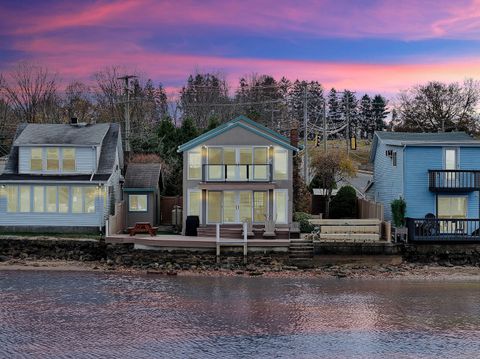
[236,270,244,275]
[249,271,263,276]
[0,255,9,262]
[166,271,177,276]
[106,259,114,266]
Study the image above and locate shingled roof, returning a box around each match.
[124,163,161,189]
[374,131,476,144]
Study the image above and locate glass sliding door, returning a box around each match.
[239,148,252,180]
[444,148,458,186]
[238,191,252,223]
[207,191,222,223]
[207,147,223,180]
[223,191,237,223]
[253,147,268,181]
[274,190,288,224]
[224,148,236,181]
[253,191,268,223]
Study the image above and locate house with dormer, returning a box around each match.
[0,122,123,233]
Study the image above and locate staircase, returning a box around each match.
[289,238,314,267]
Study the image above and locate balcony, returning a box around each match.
[202,164,273,182]
[428,170,480,192]
[407,218,480,243]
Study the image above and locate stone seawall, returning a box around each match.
[403,244,480,266]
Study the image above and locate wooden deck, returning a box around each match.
[106,234,290,250]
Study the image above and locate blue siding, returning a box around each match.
[18,146,97,174]
[371,142,404,220]
[0,185,105,227]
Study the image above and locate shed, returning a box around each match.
[124,163,162,227]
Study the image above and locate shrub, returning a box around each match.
[329,185,357,219]
[391,198,407,227]
[293,212,315,233]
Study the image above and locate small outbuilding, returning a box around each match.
[124,163,162,227]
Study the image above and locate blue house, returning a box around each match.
[367,131,480,241]
[0,122,124,233]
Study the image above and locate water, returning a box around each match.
[1,271,480,359]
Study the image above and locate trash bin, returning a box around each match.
[185,215,200,236]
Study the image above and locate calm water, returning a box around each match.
[1,271,480,359]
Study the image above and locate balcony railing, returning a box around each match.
[407,217,480,242]
[428,170,480,192]
[202,164,273,182]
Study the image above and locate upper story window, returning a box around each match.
[188,148,202,180]
[46,148,59,171]
[62,148,76,171]
[273,147,288,180]
[30,148,43,171]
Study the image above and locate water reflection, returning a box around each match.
[1,271,479,358]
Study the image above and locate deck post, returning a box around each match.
[216,223,220,262]
[243,222,248,263]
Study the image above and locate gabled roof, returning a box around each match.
[177,115,298,152]
[124,163,161,189]
[14,123,110,146]
[1,122,122,178]
[370,131,480,162]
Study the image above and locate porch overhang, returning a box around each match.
[197,182,276,190]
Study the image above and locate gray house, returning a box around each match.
[177,115,298,235]
[124,162,161,227]
[0,122,124,233]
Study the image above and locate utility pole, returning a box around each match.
[118,75,137,154]
[303,84,308,182]
[323,101,327,152]
[346,97,350,156]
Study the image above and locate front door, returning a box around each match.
[223,191,253,223]
[444,148,458,186]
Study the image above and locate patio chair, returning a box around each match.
[422,213,439,236]
[263,219,276,239]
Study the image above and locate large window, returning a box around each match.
[207,191,222,223]
[46,186,57,212]
[129,194,148,212]
[274,190,288,224]
[46,148,59,171]
[6,186,18,212]
[253,191,268,223]
[58,186,69,213]
[33,186,44,212]
[188,190,202,219]
[438,196,467,218]
[253,147,268,180]
[72,187,83,213]
[19,186,30,212]
[273,148,288,180]
[207,147,223,180]
[84,188,96,213]
[30,148,43,171]
[62,148,76,171]
[188,149,202,180]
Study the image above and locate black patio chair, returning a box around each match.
[421,213,439,237]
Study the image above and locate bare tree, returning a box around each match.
[395,79,480,133]
[0,61,59,123]
[65,80,94,122]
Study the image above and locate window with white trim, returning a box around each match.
[129,194,148,212]
[274,189,288,224]
[188,148,202,180]
[188,189,202,220]
[273,147,288,180]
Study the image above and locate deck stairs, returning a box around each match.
[289,238,314,267]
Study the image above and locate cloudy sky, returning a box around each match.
[1,0,480,97]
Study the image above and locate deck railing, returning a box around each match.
[407,217,480,242]
[428,170,480,192]
[202,164,273,182]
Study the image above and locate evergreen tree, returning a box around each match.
[327,88,341,132]
[340,90,358,137]
[371,94,388,132]
[359,94,372,137]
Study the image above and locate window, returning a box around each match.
[6,186,18,212]
[46,187,57,212]
[129,194,148,212]
[33,186,44,212]
[46,148,59,171]
[438,196,467,218]
[30,148,43,171]
[274,190,288,224]
[207,147,223,180]
[188,190,202,219]
[62,148,76,171]
[19,186,30,212]
[188,149,202,180]
[72,187,83,213]
[207,191,222,223]
[84,187,96,213]
[392,152,397,167]
[445,148,457,170]
[58,186,69,213]
[253,147,268,180]
[253,191,268,223]
[273,148,288,180]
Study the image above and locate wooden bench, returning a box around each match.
[128,222,159,236]
[309,219,384,242]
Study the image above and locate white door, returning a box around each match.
[222,191,253,223]
[445,148,458,186]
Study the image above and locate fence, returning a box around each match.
[107,201,125,236]
[357,198,384,221]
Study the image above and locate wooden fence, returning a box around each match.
[107,201,125,235]
[357,198,384,221]
[160,196,182,224]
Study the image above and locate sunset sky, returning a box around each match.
[2,0,480,98]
